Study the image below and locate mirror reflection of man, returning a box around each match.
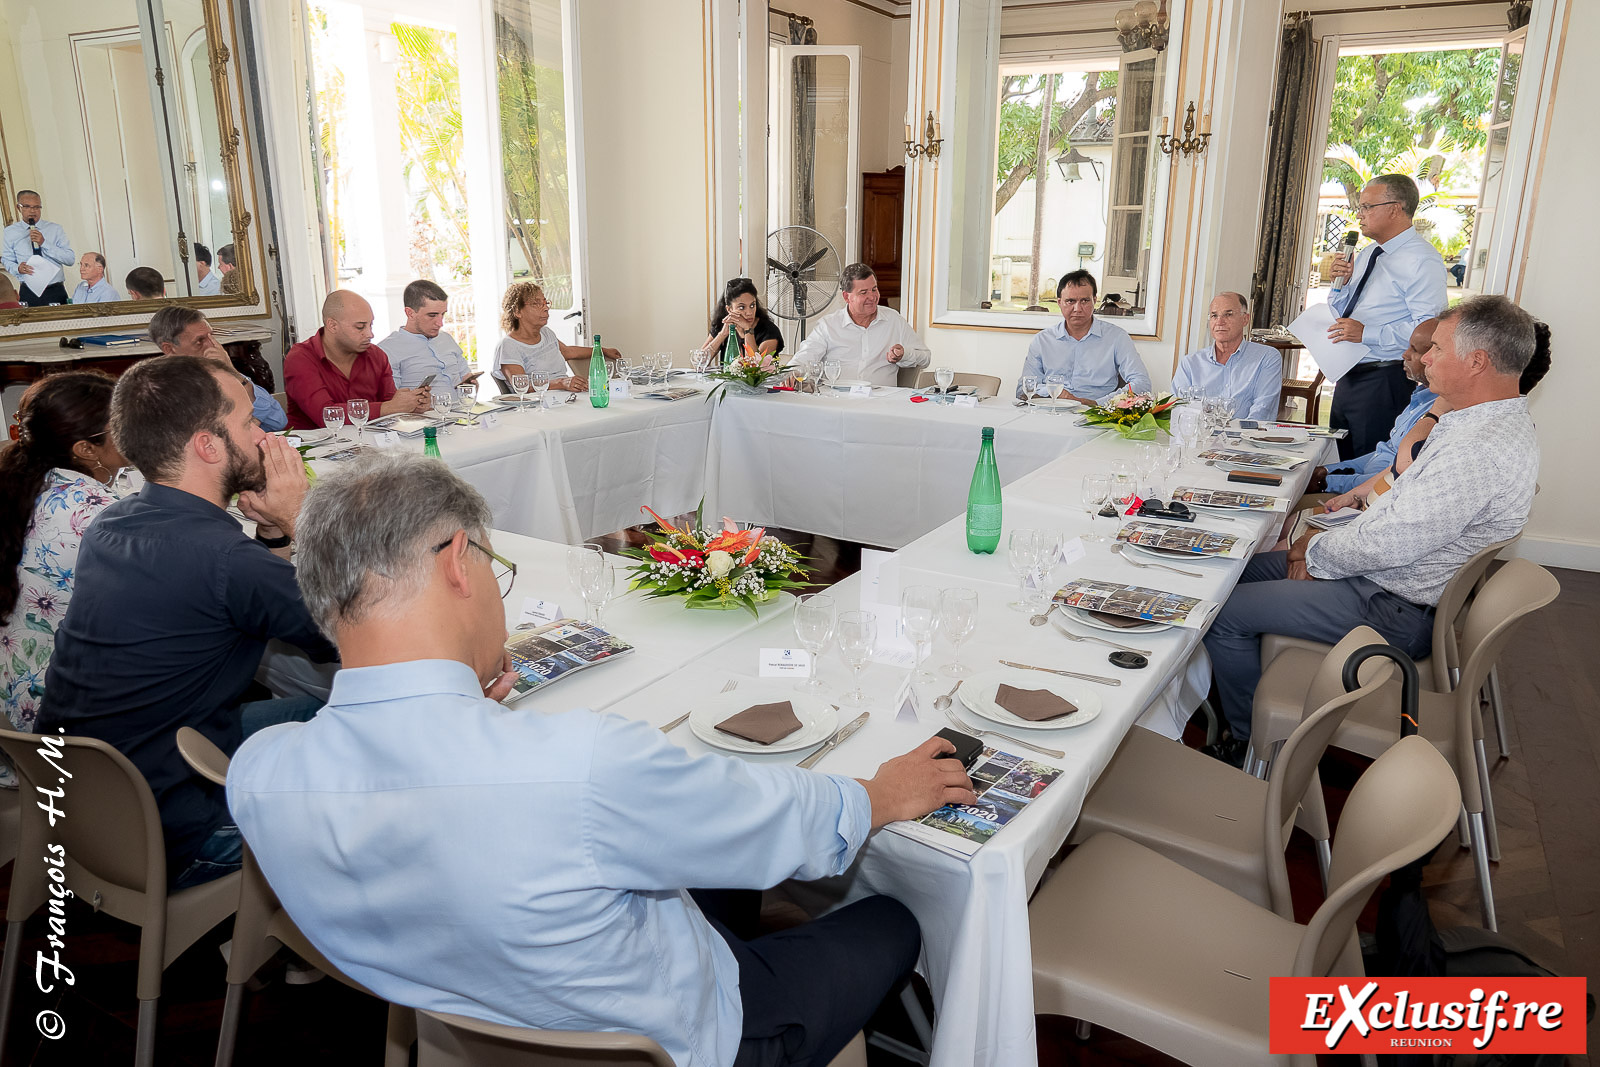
[125,266,166,301]
[195,243,221,296]
[72,253,121,304]
[150,304,289,432]
[216,243,239,294]
[2,190,75,306]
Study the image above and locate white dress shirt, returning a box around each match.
[1306,396,1537,605]
[1016,317,1151,401]
[492,328,570,384]
[792,305,930,387]
[71,278,121,304]
[1,219,74,275]
[1328,226,1447,365]
[1171,340,1284,421]
[378,327,473,388]
[197,269,222,295]
[228,659,870,1067]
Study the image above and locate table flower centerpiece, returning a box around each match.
[1082,388,1181,440]
[622,506,809,615]
[703,335,794,403]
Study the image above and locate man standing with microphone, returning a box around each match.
[1,189,74,306]
[1325,174,1446,460]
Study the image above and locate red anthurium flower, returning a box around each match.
[640,505,681,535]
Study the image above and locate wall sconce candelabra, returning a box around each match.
[904,111,943,160]
[1158,102,1211,160]
[1115,0,1169,53]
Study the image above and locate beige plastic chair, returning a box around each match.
[910,370,1003,397]
[175,727,415,1067]
[1248,559,1559,931]
[0,785,18,872]
[1031,735,1461,1066]
[0,726,241,1067]
[1068,627,1394,916]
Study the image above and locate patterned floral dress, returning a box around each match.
[1,470,121,775]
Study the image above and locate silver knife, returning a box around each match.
[798,712,870,768]
[999,660,1122,686]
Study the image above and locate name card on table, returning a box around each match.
[370,431,402,449]
[518,596,564,626]
[869,608,918,668]
[952,394,980,409]
[759,648,812,678]
[1058,536,1086,565]
[859,547,899,607]
[848,384,872,399]
[611,379,632,400]
[480,412,501,430]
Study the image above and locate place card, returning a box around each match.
[858,547,899,606]
[952,394,979,409]
[480,412,501,430]
[370,431,402,449]
[1058,536,1086,565]
[518,596,564,626]
[848,383,872,398]
[611,379,632,400]
[869,607,917,668]
[758,648,812,678]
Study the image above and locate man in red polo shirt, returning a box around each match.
[284,290,431,429]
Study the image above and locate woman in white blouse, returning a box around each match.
[492,282,620,392]
[0,372,126,748]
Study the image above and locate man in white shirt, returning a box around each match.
[792,264,929,387]
[1201,295,1541,765]
[195,243,221,295]
[1172,292,1283,421]
[2,189,74,306]
[71,252,121,304]
[1325,174,1448,460]
[377,279,480,390]
[1015,271,1151,402]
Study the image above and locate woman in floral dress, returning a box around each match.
[0,372,126,765]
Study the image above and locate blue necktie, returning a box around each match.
[1341,245,1384,316]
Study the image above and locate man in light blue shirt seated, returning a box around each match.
[195,242,222,295]
[227,454,974,1067]
[1306,317,1438,496]
[1015,270,1151,402]
[71,251,121,304]
[2,189,75,306]
[377,279,481,390]
[1172,292,1283,421]
[149,305,289,432]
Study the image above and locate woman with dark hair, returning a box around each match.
[0,372,125,745]
[702,278,784,358]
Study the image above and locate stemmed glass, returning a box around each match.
[1021,376,1038,409]
[614,358,631,387]
[1045,375,1067,416]
[1134,442,1163,500]
[901,585,940,686]
[934,366,956,394]
[530,372,551,414]
[1160,439,1184,498]
[1007,528,1044,611]
[938,587,978,678]
[1081,474,1112,543]
[322,405,346,439]
[791,361,811,395]
[567,544,604,619]
[821,359,842,396]
[691,348,710,379]
[512,374,531,412]
[793,593,836,695]
[581,562,617,626]
[111,466,145,496]
[836,610,878,709]
[346,398,369,440]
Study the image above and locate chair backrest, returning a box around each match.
[1294,735,1460,976]
[1429,535,1519,690]
[911,370,1003,397]
[1262,626,1394,915]
[416,1010,676,1067]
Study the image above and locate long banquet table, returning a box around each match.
[464,426,1333,1067]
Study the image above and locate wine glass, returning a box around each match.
[821,359,842,396]
[1134,442,1163,499]
[581,562,617,626]
[901,585,940,687]
[432,388,454,420]
[346,398,370,440]
[1045,375,1067,416]
[614,358,631,386]
[836,610,877,709]
[512,374,531,411]
[1081,473,1112,543]
[1021,376,1038,408]
[934,366,956,394]
[658,353,675,385]
[938,587,978,678]
[322,405,346,439]
[690,348,709,379]
[567,544,604,619]
[791,360,810,395]
[793,593,836,695]
[530,372,551,414]
[111,466,145,496]
[1160,439,1184,497]
[1007,528,1043,611]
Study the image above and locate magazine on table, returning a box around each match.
[367,412,456,438]
[887,747,1061,860]
[502,619,634,701]
[636,386,700,401]
[1115,520,1254,559]
[1051,579,1221,630]
[1170,485,1291,513]
[1196,447,1306,470]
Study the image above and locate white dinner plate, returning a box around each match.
[958,667,1102,731]
[1059,605,1173,634]
[830,378,872,390]
[1120,541,1230,565]
[687,688,838,755]
[284,428,334,446]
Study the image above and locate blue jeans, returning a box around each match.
[1202,551,1434,741]
[172,695,323,890]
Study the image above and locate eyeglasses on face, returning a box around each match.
[1355,200,1400,214]
[432,534,517,599]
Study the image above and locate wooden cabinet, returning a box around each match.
[860,167,906,304]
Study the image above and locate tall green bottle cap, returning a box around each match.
[981,426,994,439]
[423,426,436,440]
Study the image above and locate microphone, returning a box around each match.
[1330,231,1358,290]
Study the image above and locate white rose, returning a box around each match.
[705,550,735,578]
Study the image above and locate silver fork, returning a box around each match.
[1050,620,1151,656]
[1111,542,1204,578]
[943,707,1064,759]
[661,678,738,733]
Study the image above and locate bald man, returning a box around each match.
[283,290,429,429]
[1171,292,1285,422]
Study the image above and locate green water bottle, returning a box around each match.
[966,427,1002,554]
[589,334,609,408]
[723,328,739,368]
[422,425,441,459]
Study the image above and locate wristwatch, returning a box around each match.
[255,529,292,549]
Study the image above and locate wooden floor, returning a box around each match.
[0,528,1592,1066]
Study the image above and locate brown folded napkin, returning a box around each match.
[994,684,1078,722]
[1086,609,1148,629]
[1257,435,1296,443]
[715,701,803,745]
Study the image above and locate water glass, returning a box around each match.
[794,593,836,694]
[1081,474,1112,542]
[346,398,370,439]
[1134,442,1163,499]
[431,388,454,418]
[512,374,531,410]
[1021,376,1038,406]
[1045,375,1067,416]
[1007,529,1044,611]
[836,611,878,709]
[567,544,604,618]
[900,585,940,686]
[938,587,978,678]
[530,372,551,413]
[322,405,346,437]
[581,562,617,626]
[822,359,842,395]
[934,366,956,393]
[111,466,146,496]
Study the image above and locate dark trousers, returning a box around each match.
[691,890,920,1067]
[19,281,68,307]
[1330,360,1412,460]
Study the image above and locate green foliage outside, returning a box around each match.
[496,14,574,307]
[993,71,1117,215]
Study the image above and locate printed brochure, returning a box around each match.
[1170,485,1291,513]
[887,748,1061,859]
[1116,519,1252,559]
[1051,579,1221,630]
[503,619,634,701]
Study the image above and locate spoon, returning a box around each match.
[933,679,964,712]
[1028,604,1058,627]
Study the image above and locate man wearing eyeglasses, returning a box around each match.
[1172,292,1283,421]
[1325,174,1447,460]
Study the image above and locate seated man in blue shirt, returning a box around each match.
[149,304,289,431]
[377,278,481,390]
[1304,317,1438,496]
[1015,270,1151,403]
[71,251,121,304]
[1172,292,1283,420]
[40,355,336,887]
[228,454,976,1067]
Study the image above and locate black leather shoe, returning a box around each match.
[1201,736,1249,769]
